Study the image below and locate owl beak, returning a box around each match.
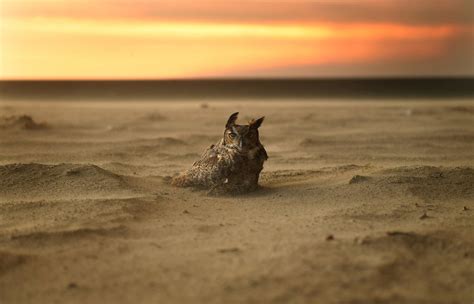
[238,138,243,151]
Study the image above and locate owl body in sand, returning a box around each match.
[172,112,268,194]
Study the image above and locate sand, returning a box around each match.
[0,99,473,303]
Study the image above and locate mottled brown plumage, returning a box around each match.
[172,112,268,194]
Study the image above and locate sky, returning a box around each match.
[0,0,473,79]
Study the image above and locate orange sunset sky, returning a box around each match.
[0,0,473,79]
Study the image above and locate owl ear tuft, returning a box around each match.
[250,116,264,129]
[226,112,239,128]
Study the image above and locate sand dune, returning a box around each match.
[0,163,139,202]
[0,99,473,304]
[0,115,48,130]
[347,166,474,202]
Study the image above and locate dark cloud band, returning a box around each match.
[3,0,473,26]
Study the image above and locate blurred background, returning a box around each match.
[0,0,473,98]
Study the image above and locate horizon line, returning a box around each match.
[2,76,474,82]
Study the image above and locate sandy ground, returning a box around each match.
[0,99,473,304]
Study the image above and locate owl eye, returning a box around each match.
[229,132,237,139]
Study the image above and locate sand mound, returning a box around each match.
[142,112,167,122]
[0,115,48,130]
[0,197,161,244]
[0,163,136,201]
[0,251,30,275]
[369,166,474,202]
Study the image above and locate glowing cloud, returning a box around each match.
[1,0,472,79]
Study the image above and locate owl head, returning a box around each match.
[223,112,264,152]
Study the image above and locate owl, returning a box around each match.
[172,112,268,194]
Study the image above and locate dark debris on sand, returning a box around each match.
[349,175,371,184]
